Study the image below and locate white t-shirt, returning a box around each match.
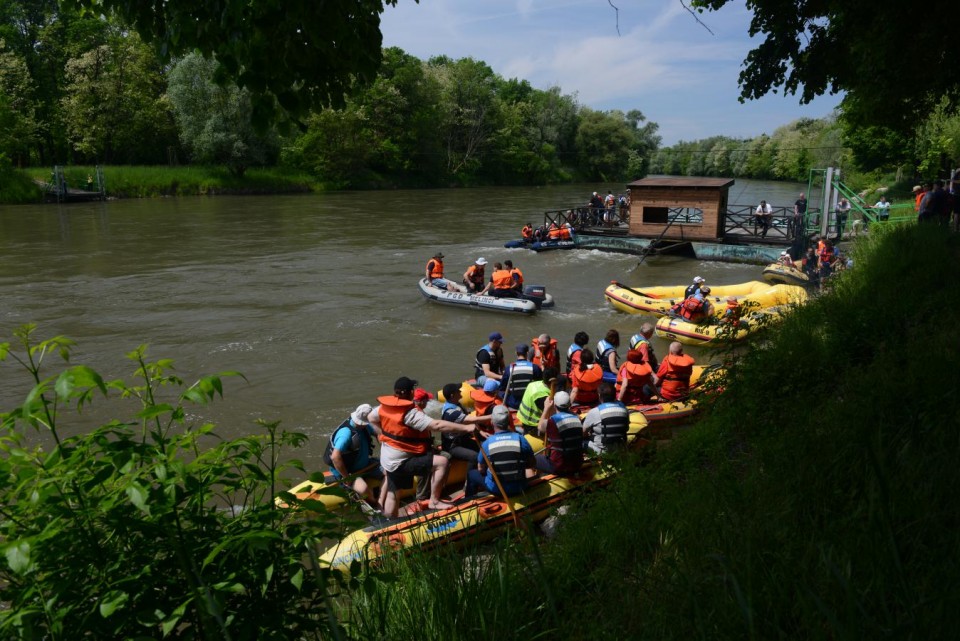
[368,405,435,472]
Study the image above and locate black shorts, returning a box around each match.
[385,452,434,490]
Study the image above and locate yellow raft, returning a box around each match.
[604,280,807,316]
[761,263,811,286]
[654,306,791,347]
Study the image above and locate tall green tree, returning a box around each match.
[0,43,38,165]
[575,108,637,181]
[166,53,279,177]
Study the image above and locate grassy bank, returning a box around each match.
[4,165,320,203]
[344,223,960,639]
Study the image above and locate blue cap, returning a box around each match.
[483,379,500,393]
[489,332,503,341]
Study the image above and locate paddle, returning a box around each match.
[610,280,659,299]
[473,432,521,528]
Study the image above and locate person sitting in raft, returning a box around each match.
[463,257,487,293]
[583,382,631,454]
[504,259,523,294]
[465,405,536,498]
[517,367,561,435]
[565,331,590,374]
[440,382,494,470]
[531,333,560,371]
[481,262,517,298]
[536,391,584,475]
[596,329,621,377]
[569,348,604,408]
[616,348,658,405]
[628,323,659,371]
[521,223,534,243]
[674,285,714,323]
[425,251,463,292]
[499,343,541,410]
[684,275,705,300]
[777,250,795,268]
[657,342,696,402]
[370,377,477,518]
[721,296,742,326]
[474,331,505,386]
[324,403,384,509]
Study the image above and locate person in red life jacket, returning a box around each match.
[721,296,742,327]
[596,329,621,376]
[369,377,477,518]
[565,331,590,374]
[425,251,463,292]
[616,348,659,404]
[817,239,835,285]
[521,223,534,243]
[569,348,604,408]
[628,323,659,372]
[536,391,584,475]
[531,333,560,371]
[475,331,505,385]
[676,285,714,323]
[482,262,517,298]
[657,342,696,402]
[499,344,542,410]
[504,259,523,294]
[463,257,487,293]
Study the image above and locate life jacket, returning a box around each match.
[470,390,515,429]
[593,402,630,447]
[723,300,741,326]
[566,344,583,373]
[465,264,485,287]
[486,432,526,483]
[426,258,444,280]
[571,364,603,405]
[679,296,706,321]
[548,225,562,240]
[322,419,371,468]
[596,339,618,373]
[658,354,695,401]
[532,337,559,370]
[616,361,654,404]
[818,247,834,266]
[683,283,700,299]
[376,396,433,454]
[504,361,536,400]
[492,269,513,289]
[510,268,524,288]
[440,401,471,450]
[517,381,550,428]
[547,411,584,466]
[628,335,658,370]
[521,225,534,241]
[558,225,572,240]
[604,194,615,207]
[475,344,502,379]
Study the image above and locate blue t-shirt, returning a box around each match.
[477,431,534,495]
[329,421,375,479]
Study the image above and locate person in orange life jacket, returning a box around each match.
[569,348,604,407]
[500,343,542,409]
[521,223,534,242]
[425,251,462,292]
[536,391,584,475]
[475,331,505,385]
[440,382,494,469]
[684,275,705,300]
[676,285,714,323]
[616,348,659,404]
[465,405,536,498]
[531,333,560,371]
[325,403,384,508]
[596,329,621,377]
[628,323,659,371]
[504,259,523,293]
[565,330,590,374]
[471,377,516,431]
[463,257,487,293]
[583,382,631,454]
[369,377,476,518]
[482,262,517,298]
[721,296,742,326]
[657,342,696,402]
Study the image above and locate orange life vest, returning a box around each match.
[558,226,572,240]
[616,361,653,404]
[465,264,485,287]
[571,364,603,405]
[521,225,534,241]
[678,296,706,321]
[426,258,444,279]
[492,269,513,289]
[548,225,561,240]
[531,337,559,370]
[470,390,515,429]
[376,395,433,454]
[510,268,523,288]
[723,300,741,326]
[658,354,695,401]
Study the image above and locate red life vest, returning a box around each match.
[492,269,513,289]
[723,300,741,326]
[658,355,695,401]
[521,225,534,240]
[679,296,706,321]
[531,337,559,370]
[376,396,432,454]
[426,258,444,279]
[571,364,603,405]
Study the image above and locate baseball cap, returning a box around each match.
[693,276,705,284]
[476,257,488,265]
[393,376,417,393]
[554,391,571,408]
[350,403,373,425]
[489,331,503,342]
[413,388,434,402]
[491,405,510,429]
[442,382,461,400]
[434,251,444,259]
[482,378,500,393]
[516,343,529,354]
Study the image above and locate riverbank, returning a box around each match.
[343,222,960,639]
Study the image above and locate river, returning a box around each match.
[0,178,804,469]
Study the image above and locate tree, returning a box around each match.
[575,108,640,181]
[166,53,279,177]
[0,43,38,165]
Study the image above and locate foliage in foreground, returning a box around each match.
[0,328,363,639]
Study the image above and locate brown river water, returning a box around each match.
[0,179,803,470]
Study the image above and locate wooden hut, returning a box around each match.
[626,176,734,242]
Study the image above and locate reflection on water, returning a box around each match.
[0,179,803,468]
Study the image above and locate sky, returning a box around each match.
[379,0,843,146]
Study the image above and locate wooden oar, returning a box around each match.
[610,280,659,299]
[473,433,521,528]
